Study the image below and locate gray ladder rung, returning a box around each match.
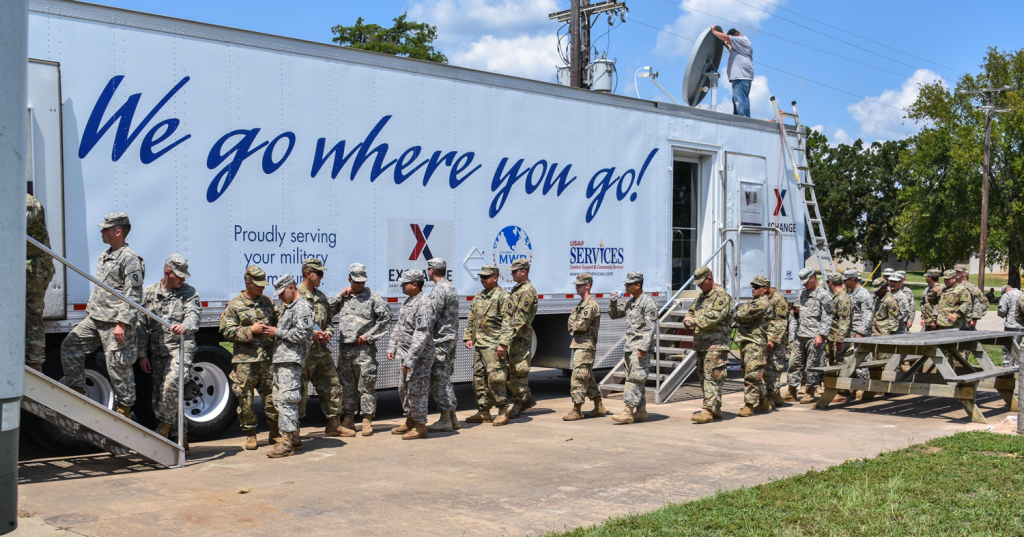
[658,333,692,342]
[660,321,688,329]
[656,346,690,355]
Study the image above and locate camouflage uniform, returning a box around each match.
[844,275,874,374]
[329,265,392,417]
[297,276,342,421]
[891,284,913,335]
[788,270,833,388]
[921,271,941,331]
[871,285,900,336]
[683,268,733,413]
[428,270,460,412]
[137,260,201,430]
[928,275,971,330]
[220,267,279,432]
[388,279,436,424]
[505,266,538,405]
[271,275,315,434]
[898,278,915,334]
[463,271,512,410]
[26,193,55,367]
[826,285,852,367]
[764,289,790,398]
[958,265,989,323]
[997,288,1022,366]
[61,213,145,407]
[568,290,601,405]
[734,290,771,407]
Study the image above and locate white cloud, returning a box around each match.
[831,128,854,146]
[847,69,947,140]
[810,124,824,134]
[450,34,561,80]
[656,0,782,56]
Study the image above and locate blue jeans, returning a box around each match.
[732,79,751,117]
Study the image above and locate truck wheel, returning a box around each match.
[184,344,237,439]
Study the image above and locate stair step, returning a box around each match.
[658,334,693,342]
[611,371,670,382]
[657,346,691,355]
[600,383,626,392]
[660,321,689,329]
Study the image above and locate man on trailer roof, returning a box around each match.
[710,26,754,117]
[61,212,145,419]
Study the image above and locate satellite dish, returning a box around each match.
[681,26,724,107]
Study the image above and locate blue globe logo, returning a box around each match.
[492,226,533,283]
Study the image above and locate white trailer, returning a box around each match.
[25,0,812,448]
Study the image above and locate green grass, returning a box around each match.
[220,341,233,354]
[550,431,1024,536]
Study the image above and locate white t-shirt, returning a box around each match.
[727,36,754,81]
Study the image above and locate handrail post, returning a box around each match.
[655,314,661,404]
[177,335,185,467]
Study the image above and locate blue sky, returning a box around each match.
[91,0,1024,145]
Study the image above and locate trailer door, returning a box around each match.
[672,159,699,289]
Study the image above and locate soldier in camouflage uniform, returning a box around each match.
[463,265,513,426]
[426,258,461,432]
[956,264,989,328]
[137,255,201,454]
[997,285,1022,366]
[871,276,900,341]
[787,268,833,404]
[764,285,790,406]
[824,273,852,403]
[895,271,915,333]
[220,265,279,450]
[920,269,941,331]
[505,258,539,419]
[610,271,659,424]
[266,275,315,458]
[328,263,392,436]
[26,193,55,371]
[563,273,604,421]
[888,274,913,335]
[387,270,436,440]
[733,275,773,417]
[683,267,733,424]
[296,258,345,437]
[61,212,145,418]
[842,268,874,386]
[928,269,971,330]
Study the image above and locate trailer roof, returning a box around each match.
[31,0,786,136]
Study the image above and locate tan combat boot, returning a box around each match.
[611,405,635,424]
[392,416,414,435]
[267,432,293,458]
[339,413,357,437]
[493,406,510,426]
[833,393,849,404]
[325,417,343,437]
[585,397,608,418]
[402,421,428,440]
[691,409,714,424]
[28,363,43,372]
[633,401,649,423]
[427,411,454,433]
[507,400,523,419]
[154,422,172,438]
[783,385,798,402]
[738,403,755,417]
[754,397,772,413]
[712,407,723,420]
[292,430,304,450]
[521,395,537,412]
[773,391,785,406]
[361,416,374,436]
[244,430,258,450]
[465,410,492,423]
[450,410,461,430]
[562,403,583,421]
[116,404,132,419]
[800,386,817,404]
[268,421,282,445]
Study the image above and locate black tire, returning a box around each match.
[184,344,237,440]
[26,357,112,455]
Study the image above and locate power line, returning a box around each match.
[629,18,904,111]
[746,0,966,76]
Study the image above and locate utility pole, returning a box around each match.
[549,1,627,89]
[962,86,1013,291]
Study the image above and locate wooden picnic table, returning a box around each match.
[810,330,1022,424]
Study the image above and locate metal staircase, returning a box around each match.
[25,236,186,467]
[770,97,838,275]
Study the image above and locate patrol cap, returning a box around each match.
[955,263,969,273]
[872,276,887,287]
[574,273,594,286]
[510,258,531,270]
[349,263,368,282]
[798,267,815,284]
[400,270,425,284]
[427,258,447,272]
[478,265,499,277]
[623,271,644,285]
[925,268,942,278]
[751,274,770,288]
[165,254,190,279]
[302,257,326,272]
[97,212,130,228]
[882,268,894,277]
[826,272,843,284]
[245,265,270,287]
[895,270,906,280]
[692,266,711,285]
[887,274,902,282]
[943,269,957,280]
[274,273,296,296]
[842,268,860,281]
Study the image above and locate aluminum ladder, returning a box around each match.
[770,97,837,276]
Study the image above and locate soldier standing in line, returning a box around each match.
[221,266,279,450]
[763,283,790,407]
[266,275,315,458]
[928,269,971,331]
[387,271,436,440]
[682,267,733,424]
[733,275,772,416]
[920,269,941,331]
[137,255,201,454]
[896,271,915,333]
[295,258,345,437]
[889,273,913,335]
[825,273,852,403]
[426,258,461,432]
[786,268,833,405]
[563,273,605,421]
[956,264,989,328]
[997,285,1022,366]
[505,259,539,419]
[1015,293,1024,339]
[842,268,874,393]
[871,276,900,345]
[610,271,658,424]
[463,265,512,426]
[61,213,145,418]
[329,263,392,436]
[26,193,55,371]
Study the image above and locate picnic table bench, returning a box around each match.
[808,330,1022,424]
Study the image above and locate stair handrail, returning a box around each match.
[27,235,186,468]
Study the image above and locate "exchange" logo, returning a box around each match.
[409,224,434,260]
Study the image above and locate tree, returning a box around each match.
[331,13,448,64]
